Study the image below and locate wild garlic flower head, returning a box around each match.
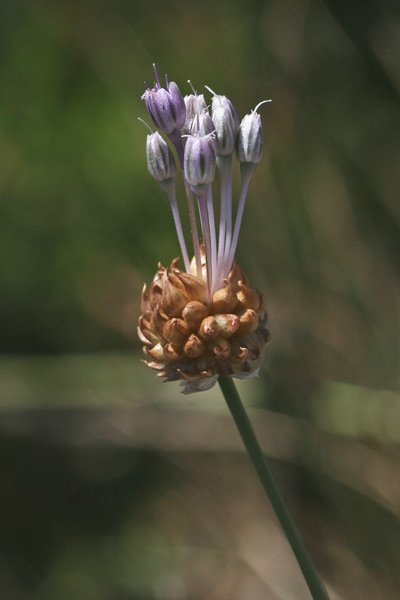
[139,65,271,393]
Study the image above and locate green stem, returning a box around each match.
[218,376,330,600]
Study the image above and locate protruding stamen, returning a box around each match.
[205,84,217,97]
[253,99,272,113]
[152,63,161,89]
[187,80,197,94]
[138,117,154,134]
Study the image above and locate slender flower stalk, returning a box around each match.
[216,154,233,270]
[206,184,218,292]
[219,377,331,600]
[144,127,191,272]
[159,179,191,273]
[196,190,213,303]
[226,162,257,274]
[170,133,202,278]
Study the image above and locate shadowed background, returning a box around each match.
[1,0,400,598]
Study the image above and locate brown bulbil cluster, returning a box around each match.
[138,258,270,391]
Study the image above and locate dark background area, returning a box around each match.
[1,0,400,598]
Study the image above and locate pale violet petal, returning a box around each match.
[233,366,261,381]
[180,374,219,395]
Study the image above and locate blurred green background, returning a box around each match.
[1,0,400,598]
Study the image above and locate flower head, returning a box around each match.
[139,67,271,392]
[138,253,270,394]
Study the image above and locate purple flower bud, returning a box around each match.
[184,134,216,194]
[236,110,264,164]
[146,132,176,182]
[142,66,186,135]
[183,94,208,134]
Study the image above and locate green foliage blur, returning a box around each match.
[1,0,400,598]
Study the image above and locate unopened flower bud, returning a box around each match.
[214,314,240,338]
[184,333,206,358]
[211,337,231,359]
[146,132,176,182]
[237,308,259,334]
[160,270,188,317]
[190,111,218,150]
[182,300,209,330]
[172,269,207,304]
[163,342,184,362]
[229,340,250,364]
[210,93,239,119]
[183,94,208,134]
[142,67,186,135]
[211,279,238,313]
[173,317,192,337]
[210,96,240,156]
[184,134,216,194]
[150,304,168,338]
[236,281,262,313]
[228,260,249,291]
[163,318,187,347]
[146,342,165,362]
[236,110,264,164]
[198,316,221,341]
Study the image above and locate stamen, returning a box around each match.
[138,117,154,134]
[152,63,161,89]
[187,80,197,95]
[253,99,272,113]
[205,84,218,97]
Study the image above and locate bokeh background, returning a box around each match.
[1,0,400,598]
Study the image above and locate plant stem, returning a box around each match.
[218,376,330,600]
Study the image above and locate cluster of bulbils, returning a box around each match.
[138,64,270,393]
